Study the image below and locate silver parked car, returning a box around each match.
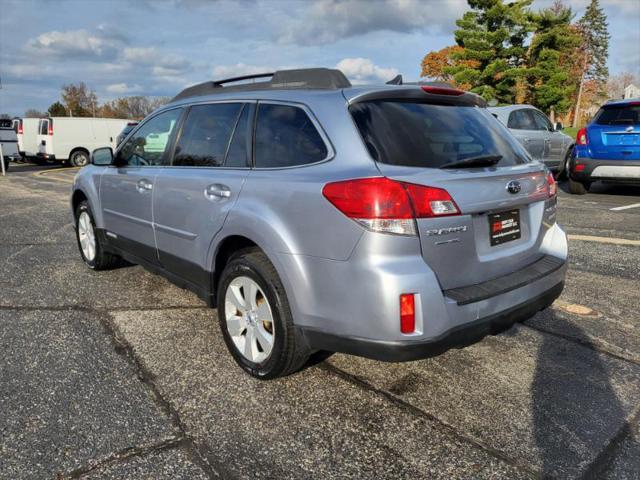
[71,69,567,379]
[489,105,574,174]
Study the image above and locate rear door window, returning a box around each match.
[531,110,552,131]
[350,101,530,168]
[594,105,640,125]
[254,103,328,168]
[173,103,243,167]
[39,119,49,135]
[508,109,536,130]
[224,104,252,168]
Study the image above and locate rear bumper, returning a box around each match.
[282,222,567,362]
[301,281,563,362]
[570,152,640,184]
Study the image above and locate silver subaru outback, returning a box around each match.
[71,68,567,379]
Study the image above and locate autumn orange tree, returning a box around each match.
[420,46,478,89]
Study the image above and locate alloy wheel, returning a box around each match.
[77,211,96,261]
[224,276,275,363]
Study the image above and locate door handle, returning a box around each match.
[136,179,153,193]
[204,184,231,200]
[522,137,530,143]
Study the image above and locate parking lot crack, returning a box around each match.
[580,405,640,479]
[96,310,226,480]
[522,324,640,367]
[64,436,184,478]
[320,362,540,478]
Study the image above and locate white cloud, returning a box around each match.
[122,47,158,63]
[336,58,398,84]
[26,29,121,59]
[212,63,274,79]
[283,0,464,45]
[106,83,142,94]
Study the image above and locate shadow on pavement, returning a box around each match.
[7,161,69,173]
[557,180,640,197]
[532,313,638,478]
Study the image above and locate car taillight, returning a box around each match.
[322,177,460,236]
[576,128,588,145]
[48,123,53,136]
[17,122,23,135]
[400,293,415,334]
[421,85,464,96]
[546,172,557,198]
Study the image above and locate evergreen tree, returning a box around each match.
[578,0,610,84]
[526,3,581,115]
[572,0,610,126]
[447,0,535,103]
[47,101,66,116]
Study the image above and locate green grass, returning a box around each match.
[562,126,579,140]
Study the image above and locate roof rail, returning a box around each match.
[171,68,352,102]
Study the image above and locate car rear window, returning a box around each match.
[593,104,640,125]
[0,119,13,129]
[350,101,531,168]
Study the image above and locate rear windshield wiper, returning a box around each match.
[440,154,503,169]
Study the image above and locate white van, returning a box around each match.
[16,118,40,160]
[37,117,130,166]
[0,119,21,170]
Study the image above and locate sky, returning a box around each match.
[0,0,639,116]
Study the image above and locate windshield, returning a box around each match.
[350,101,531,168]
[593,104,640,126]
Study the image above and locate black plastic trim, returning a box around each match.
[301,281,564,362]
[570,157,640,184]
[444,255,565,305]
[96,228,215,306]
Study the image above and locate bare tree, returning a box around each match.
[606,72,640,100]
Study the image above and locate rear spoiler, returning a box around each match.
[348,86,487,108]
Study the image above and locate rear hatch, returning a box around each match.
[587,102,640,160]
[349,89,554,290]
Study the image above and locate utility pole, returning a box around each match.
[572,52,588,128]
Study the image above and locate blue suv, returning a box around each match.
[569,98,640,194]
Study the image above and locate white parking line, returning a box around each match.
[610,203,640,211]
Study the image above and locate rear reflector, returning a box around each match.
[322,177,460,236]
[576,128,588,146]
[546,172,557,197]
[573,163,586,172]
[421,85,465,96]
[400,294,415,334]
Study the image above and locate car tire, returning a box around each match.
[2,157,9,172]
[74,201,123,270]
[557,148,572,181]
[70,150,90,167]
[568,177,590,195]
[217,248,310,379]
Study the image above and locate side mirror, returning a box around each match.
[554,122,563,131]
[91,147,113,166]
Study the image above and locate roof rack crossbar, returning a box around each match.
[171,68,352,102]
[213,72,274,87]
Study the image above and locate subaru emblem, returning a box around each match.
[506,180,521,194]
[626,126,634,133]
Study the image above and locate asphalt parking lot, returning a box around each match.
[1,163,639,479]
